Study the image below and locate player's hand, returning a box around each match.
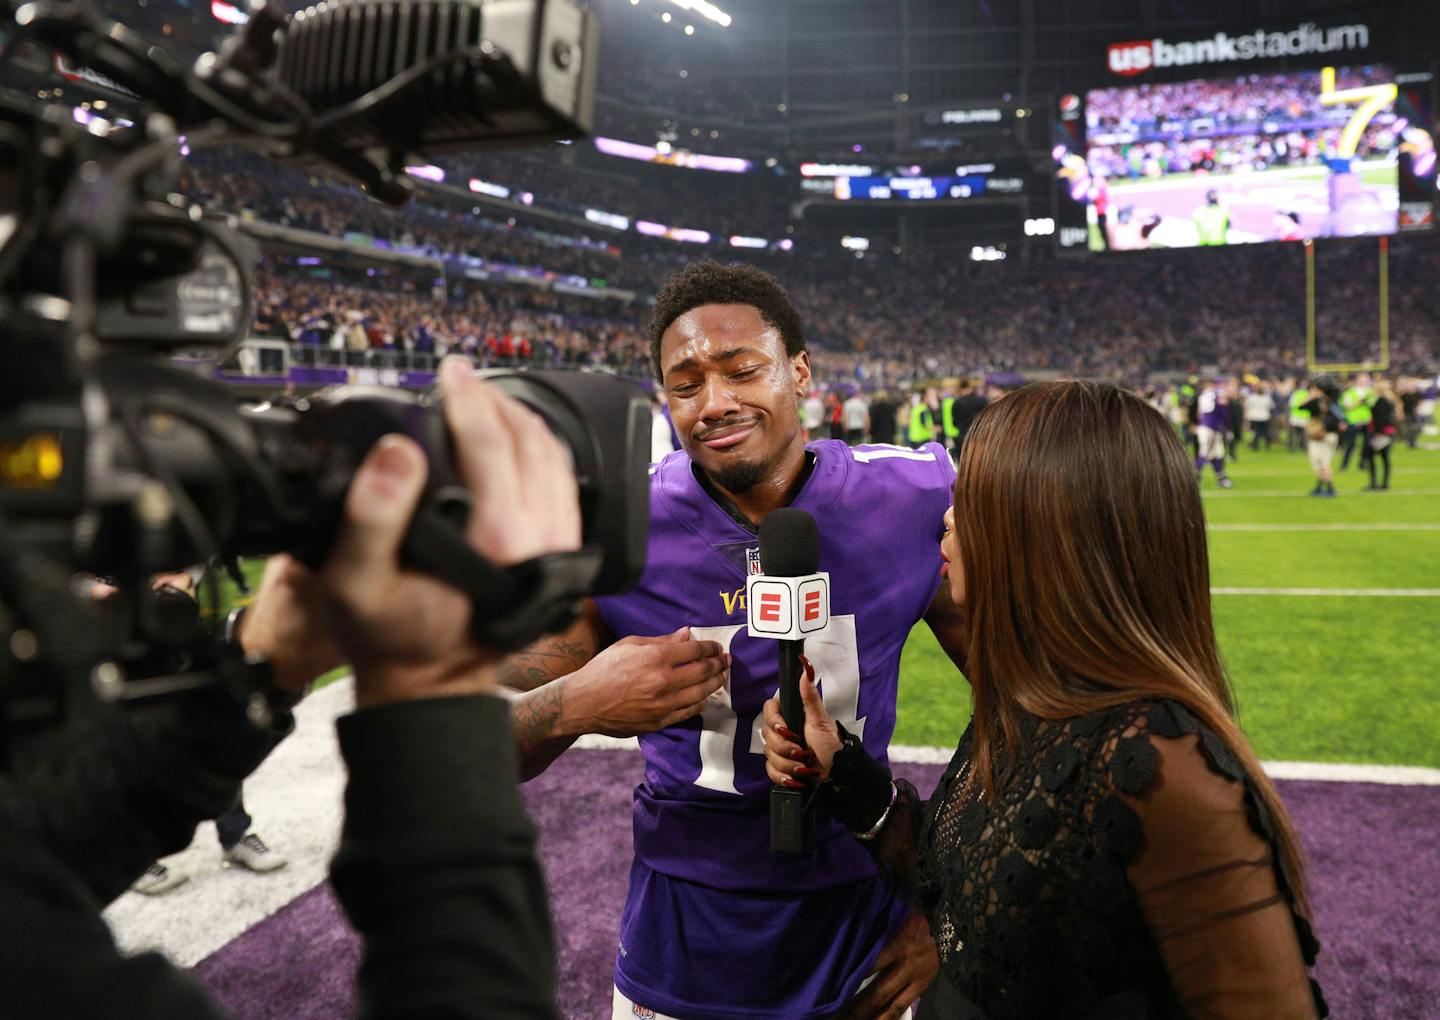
[321,358,581,709]
[236,555,346,695]
[837,912,939,1020]
[564,627,729,736]
[762,655,843,786]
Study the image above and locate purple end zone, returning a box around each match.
[194,752,1440,1019]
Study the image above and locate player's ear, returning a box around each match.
[791,349,811,397]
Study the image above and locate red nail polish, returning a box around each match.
[795,766,821,779]
[777,726,799,742]
[780,778,805,790]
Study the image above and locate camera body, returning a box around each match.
[0,0,645,761]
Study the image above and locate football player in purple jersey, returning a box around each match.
[504,261,968,1019]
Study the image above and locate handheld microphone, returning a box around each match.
[748,508,830,854]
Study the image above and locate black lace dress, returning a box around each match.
[877,699,1325,1019]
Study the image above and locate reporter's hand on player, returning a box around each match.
[836,912,939,1020]
[761,656,843,786]
[321,358,581,708]
[563,627,729,736]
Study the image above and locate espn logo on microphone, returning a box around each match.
[745,573,830,640]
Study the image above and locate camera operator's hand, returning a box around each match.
[323,358,581,709]
[149,571,197,597]
[235,555,346,695]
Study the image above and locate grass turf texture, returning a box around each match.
[896,443,1440,767]
[214,445,1440,768]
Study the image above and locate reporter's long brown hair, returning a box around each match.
[953,380,1310,916]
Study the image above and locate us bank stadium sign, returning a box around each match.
[1107,22,1370,77]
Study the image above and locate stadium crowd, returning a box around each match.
[1085,67,1395,136]
[181,141,1439,388]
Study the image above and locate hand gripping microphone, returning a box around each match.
[747,508,830,854]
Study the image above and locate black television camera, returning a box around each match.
[0,0,650,766]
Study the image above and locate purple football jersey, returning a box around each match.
[594,439,955,1018]
[1198,388,1228,430]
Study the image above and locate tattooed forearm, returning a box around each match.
[499,639,590,692]
[512,679,567,752]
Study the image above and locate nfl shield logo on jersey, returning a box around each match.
[631,1006,656,1019]
[746,546,762,575]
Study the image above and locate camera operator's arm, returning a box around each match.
[505,614,729,782]
[322,359,573,1018]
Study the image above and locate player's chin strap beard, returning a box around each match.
[693,451,818,534]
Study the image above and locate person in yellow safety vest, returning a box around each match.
[1339,373,1375,472]
[1194,190,1229,245]
[941,391,960,456]
[1287,381,1311,453]
[907,391,937,449]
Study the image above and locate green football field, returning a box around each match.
[220,442,1439,768]
[896,441,1440,767]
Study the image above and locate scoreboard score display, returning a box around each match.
[835,174,991,201]
[801,162,1027,202]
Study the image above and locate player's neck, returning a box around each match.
[704,440,811,529]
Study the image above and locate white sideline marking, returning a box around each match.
[572,736,1440,784]
[1203,488,1440,498]
[1212,586,1440,596]
[1208,523,1440,532]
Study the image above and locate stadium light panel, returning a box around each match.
[211,0,249,25]
[468,178,510,199]
[663,0,732,28]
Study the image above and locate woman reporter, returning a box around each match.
[764,381,1324,1019]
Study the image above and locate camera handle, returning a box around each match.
[401,501,604,653]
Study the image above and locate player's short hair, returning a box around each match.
[648,260,805,380]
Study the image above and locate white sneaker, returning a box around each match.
[223,832,287,873]
[132,862,188,896]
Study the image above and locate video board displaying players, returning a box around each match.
[1054,66,1419,251]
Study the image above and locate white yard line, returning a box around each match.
[1208,523,1440,532]
[1210,470,1440,479]
[1202,488,1440,498]
[1212,586,1440,596]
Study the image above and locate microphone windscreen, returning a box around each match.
[759,508,820,577]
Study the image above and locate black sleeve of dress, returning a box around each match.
[1124,714,1323,1019]
[331,694,560,1020]
[0,687,292,907]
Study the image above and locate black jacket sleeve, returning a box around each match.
[330,694,560,1020]
[0,687,292,906]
